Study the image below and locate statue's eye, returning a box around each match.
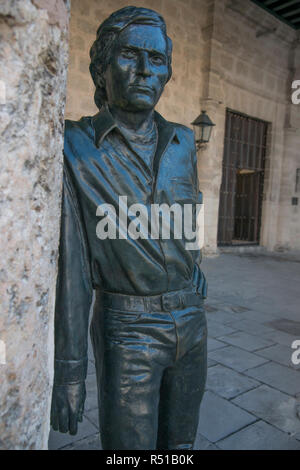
[120,50,136,59]
[151,55,165,65]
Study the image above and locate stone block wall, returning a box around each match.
[197,0,300,252]
[0,0,70,449]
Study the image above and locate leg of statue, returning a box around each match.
[90,302,207,450]
[156,307,207,450]
[92,307,176,450]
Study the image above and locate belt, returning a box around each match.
[103,286,204,313]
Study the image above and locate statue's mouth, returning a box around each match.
[130,85,154,93]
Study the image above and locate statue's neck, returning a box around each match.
[108,105,155,135]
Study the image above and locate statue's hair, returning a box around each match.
[89,6,173,109]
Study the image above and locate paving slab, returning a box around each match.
[244,361,300,396]
[232,385,300,436]
[236,310,283,324]
[48,417,98,450]
[203,252,300,309]
[197,391,256,443]
[207,358,218,368]
[87,360,96,375]
[206,319,237,338]
[204,304,220,313]
[265,319,300,337]
[206,364,260,399]
[84,373,99,411]
[85,409,99,429]
[206,310,241,324]
[218,331,275,352]
[263,329,299,347]
[221,311,259,323]
[227,305,252,314]
[207,338,227,352]
[194,433,219,450]
[256,344,300,370]
[217,420,300,450]
[88,334,94,360]
[228,319,274,336]
[63,433,102,450]
[210,302,252,315]
[208,345,269,372]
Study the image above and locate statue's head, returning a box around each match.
[89,6,173,112]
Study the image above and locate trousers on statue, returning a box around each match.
[90,287,207,450]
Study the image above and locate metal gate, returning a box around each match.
[217,109,268,246]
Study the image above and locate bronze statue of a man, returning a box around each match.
[51,6,207,450]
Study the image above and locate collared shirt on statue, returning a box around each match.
[54,107,203,384]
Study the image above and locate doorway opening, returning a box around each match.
[217,109,268,246]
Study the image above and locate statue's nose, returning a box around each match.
[136,52,151,77]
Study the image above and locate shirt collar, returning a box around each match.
[91,106,180,149]
[91,106,117,148]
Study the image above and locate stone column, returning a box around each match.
[0,0,70,449]
[276,39,300,251]
[198,0,226,254]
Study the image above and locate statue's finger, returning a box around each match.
[202,274,208,299]
[69,412,78,435]
[78,401,84,422]
[193,265,201,291]
[197,272,204,294]
[50,397,59,430]
[58,408,69,434]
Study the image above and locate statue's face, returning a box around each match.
[104,24,169,112]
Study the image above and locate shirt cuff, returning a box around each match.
[54,357,88,385]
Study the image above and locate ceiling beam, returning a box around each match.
[263,0,281,6]
[281,7,300,19]
[290,17,300,24]
[251,0,299,29]
[273,1,300,13]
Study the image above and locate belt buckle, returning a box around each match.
[143,297,152,312]
[162,292,182,311]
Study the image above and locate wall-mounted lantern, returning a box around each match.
[191,110,215,149]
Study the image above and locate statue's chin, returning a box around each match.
[125,101,157,113]
[124,92,158,112]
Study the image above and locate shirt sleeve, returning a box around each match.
[53,162,93,385]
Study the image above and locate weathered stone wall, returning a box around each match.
[0,0,69,449]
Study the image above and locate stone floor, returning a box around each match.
[48,251,300,450]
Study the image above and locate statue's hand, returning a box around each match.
[193,263,208,299]
[50,382,86,435]
[198,269,208,299]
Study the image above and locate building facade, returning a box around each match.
[66,0,300,253]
